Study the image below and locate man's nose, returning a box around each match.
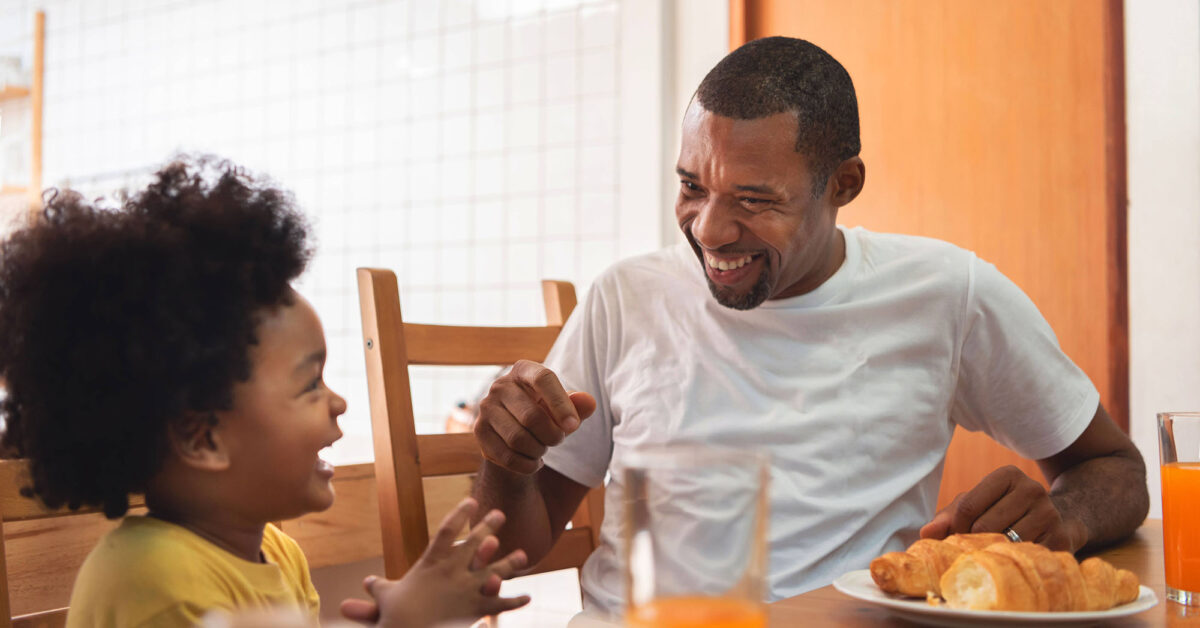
[691,197,741,250]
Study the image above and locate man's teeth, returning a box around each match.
[705,253,754,271]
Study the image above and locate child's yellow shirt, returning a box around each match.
[66,515,319,627]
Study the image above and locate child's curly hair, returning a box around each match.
[0,156,311,518]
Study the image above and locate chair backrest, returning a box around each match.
[0,459,146,628]
[356,268,603,580]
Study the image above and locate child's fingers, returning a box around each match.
[479,594,532,616]
[427,497,479,558]
[487,549,529,581]
[471,534,500,571]
[479,573,503,597]
[457,508,506,561]
[338,597,380,623]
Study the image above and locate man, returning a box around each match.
[471,36,1148,613]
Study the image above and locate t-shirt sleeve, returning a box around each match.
[541,280,615,488]
[950,256,1099,460]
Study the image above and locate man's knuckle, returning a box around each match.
[515,433,546,458]
[1021,480,1048,499]
[532,368,557,387]
[517,405,544,427]
[954,495,977,519]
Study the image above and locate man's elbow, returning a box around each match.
[1114,447,1150,532]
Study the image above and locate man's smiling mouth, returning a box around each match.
[705,252,758,271]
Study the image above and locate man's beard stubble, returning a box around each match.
[705,266,771,311]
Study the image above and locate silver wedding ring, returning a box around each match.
[1004,527,1022,543]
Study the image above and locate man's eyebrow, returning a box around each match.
[292,350,326,376]
[676,167,698,179]
[734,183,780,195]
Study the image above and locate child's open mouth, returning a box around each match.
[315,449,335,478]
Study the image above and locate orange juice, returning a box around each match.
[626,596,767,628]
[1162,462,1200,593]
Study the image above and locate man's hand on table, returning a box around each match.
[919,465,1088,552]
[473,359,597,475]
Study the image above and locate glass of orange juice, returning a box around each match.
[622,444,769,628]
[1160,411,1200,606]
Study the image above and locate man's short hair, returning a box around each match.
[695,36,861,196]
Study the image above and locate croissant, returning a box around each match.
[869,533,1009,597]
[938,542,1140,611]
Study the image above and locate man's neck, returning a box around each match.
[773,226,846,300]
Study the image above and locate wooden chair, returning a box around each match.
[356,268,604,581]
[0,459,147,628]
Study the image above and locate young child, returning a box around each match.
[0,157,530,627]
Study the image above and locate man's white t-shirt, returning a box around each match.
[540,226,1099,614]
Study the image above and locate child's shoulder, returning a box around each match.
[69,517,319,626]
[260,522,311,578]
[68,516,234,626]
[76,516,222,587]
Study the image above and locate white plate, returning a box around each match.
[832,569,1158,627]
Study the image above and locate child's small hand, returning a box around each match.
[339,497,531,627]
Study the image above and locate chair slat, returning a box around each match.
[12,608,66,628]
[416,433,482,477]
[403,324,561,366]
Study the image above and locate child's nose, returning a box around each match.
[330,390,348,418]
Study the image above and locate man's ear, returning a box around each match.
[830,156,866,208]
[167,413,231,472]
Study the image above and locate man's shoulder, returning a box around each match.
[849,227,977,282]
[852,227,974,260]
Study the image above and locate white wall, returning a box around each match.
[1125,0,1200,518]
[0,0,666,465]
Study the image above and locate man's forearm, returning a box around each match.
[1050,451,1149,551]
[472,461,559,563]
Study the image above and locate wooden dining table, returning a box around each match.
[768,519,1200,626]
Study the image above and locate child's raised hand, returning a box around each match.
[339,497,531,627]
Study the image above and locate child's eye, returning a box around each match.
[303,376,323,393]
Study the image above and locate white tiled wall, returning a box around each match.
[0,0,658,465]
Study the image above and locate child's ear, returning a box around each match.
[168,413,231,471]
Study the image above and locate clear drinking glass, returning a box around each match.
[1159,412,1200,605]
[622,443,770,628]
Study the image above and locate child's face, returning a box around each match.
[218,289,346,521]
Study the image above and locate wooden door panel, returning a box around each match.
[738,0,1127,508]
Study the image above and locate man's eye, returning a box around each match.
[681,180,700,192]
[740,198,776,212]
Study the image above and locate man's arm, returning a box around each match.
[468,360,600,564]
[1037,403,1149,550]
[921,403,1149,552]
[472,463,591,564]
